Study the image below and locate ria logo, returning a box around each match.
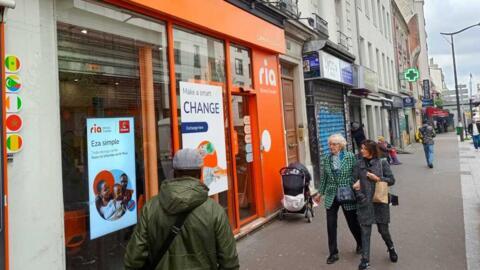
[119,120,130,133]
[259,59,277,86]
[90,124,102,133]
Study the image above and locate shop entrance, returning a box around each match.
[231,94,258,225]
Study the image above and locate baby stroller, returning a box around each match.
[278,162,314,223]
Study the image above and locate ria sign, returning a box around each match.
[404,68,420,82]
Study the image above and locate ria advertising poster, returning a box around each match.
[179,82,228,195]
[87,117,137,239]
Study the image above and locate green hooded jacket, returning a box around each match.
[124,177,239,270]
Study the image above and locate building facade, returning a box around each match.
[2,0,293,268]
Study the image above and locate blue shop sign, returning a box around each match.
[303,51,320,79]
[403,97,416,108]
[303,51,353,86]
[422,98,434,107]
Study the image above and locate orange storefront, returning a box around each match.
[54,0,287,268]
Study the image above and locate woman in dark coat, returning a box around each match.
[352,140,398,270]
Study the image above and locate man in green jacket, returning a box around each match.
[124,149,239,270]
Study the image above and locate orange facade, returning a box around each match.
[106,0,287,221]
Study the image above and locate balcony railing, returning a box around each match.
[337,30,352,51]
[313,13,329,34]
[261,0,299,17]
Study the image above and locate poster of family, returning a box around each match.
[180,81,228,195]
[87,117,137,240]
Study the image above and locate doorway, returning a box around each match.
[281,77,299,165]
[231,94,258,224]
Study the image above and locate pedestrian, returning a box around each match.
[377,136,401,165]
[351,122,367,152]
[124,149,239,270]
[312,134,362,264]
[468,117,480,151]
[353,140,398,270]
[418,120,436,168]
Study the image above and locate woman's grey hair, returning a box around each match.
[328,133,347,149]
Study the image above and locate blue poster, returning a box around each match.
[87,117,137,240]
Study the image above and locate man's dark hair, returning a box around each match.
[361,139,379,158]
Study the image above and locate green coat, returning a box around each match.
[319,151,357,211]
[124,177,239,270]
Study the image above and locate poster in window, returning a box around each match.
[87,117,137,240]
[180,81,228,195]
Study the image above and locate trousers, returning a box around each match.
[423,144,434,166]
[360,223,394,261]
[473,135,480,149]
[326,198,362,255]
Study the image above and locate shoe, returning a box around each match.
[358,258,370,269]
[428,164,433,168]
[356,245,362,255]
[388,247,398,262]
[326,254,339,264]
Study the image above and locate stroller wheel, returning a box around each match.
[278,209,285,220]
[306,210,312,223]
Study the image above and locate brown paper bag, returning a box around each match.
[373,181,389,204]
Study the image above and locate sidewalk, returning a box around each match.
[458,138,480,270]
[237,132,467,270]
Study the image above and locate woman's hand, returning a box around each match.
[366,172,381,182]
[352,180,360,191]
[313,194,322,204]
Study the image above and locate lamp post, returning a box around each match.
[441,22,480,142]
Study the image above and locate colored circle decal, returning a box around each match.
[6,134,23,153]
[6,114,23,133]
[5,74,22,92]
[5,55,21,73]
[261,130,272,152]
[6,94,23,113]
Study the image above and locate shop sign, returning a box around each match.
[5,55,21,73]
[404,67,419,82]
[179,82,228,196]
[392,96,404,109]
[303,51,320,79]
[6,134,23,153]
[403,97,416,108]
[422,98,434,107]
[86,117,137,239]
[6,114,22,133]
[5,74,22,92]
[355,65,378,92]
[303,51,354,86]
[6,94,23,113]
[422,79,431,99]
[382,100,393,109]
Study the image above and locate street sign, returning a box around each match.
[422,79,431,99]
[422,98,434,107]
[6,94,23,113]
[404,68,420,82]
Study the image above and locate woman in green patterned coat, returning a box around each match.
[313,134,362,265]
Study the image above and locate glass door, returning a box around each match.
[231,94,257,223]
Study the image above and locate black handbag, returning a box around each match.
[336,186,356,204]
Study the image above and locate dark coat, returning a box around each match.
[468,123,480,135]
[353,158,395,225]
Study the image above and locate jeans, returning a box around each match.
[360,223,394,261]
[423,144,434,166]
[473,135,480,149]
[326,198,362,255]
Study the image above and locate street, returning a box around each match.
[238,133,472,269]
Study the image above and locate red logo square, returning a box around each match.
[119,120,130,133]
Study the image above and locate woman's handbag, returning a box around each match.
[336,186,356,204]
[373,181,389,203]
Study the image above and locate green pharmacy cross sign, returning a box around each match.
[404,68,419,82]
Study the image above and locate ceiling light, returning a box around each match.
[81,29,88,34]
[115,82,119,86]
[74,79,79,82]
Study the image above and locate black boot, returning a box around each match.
[326,253,339,264]
[388,247,398,263]
[358,258,370,270]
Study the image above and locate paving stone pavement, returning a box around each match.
[237,132,468,270]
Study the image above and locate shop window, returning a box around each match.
[172,27,236,227]
[230,44,252,88]
[174,41,182,65]
[57,5,169,268]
